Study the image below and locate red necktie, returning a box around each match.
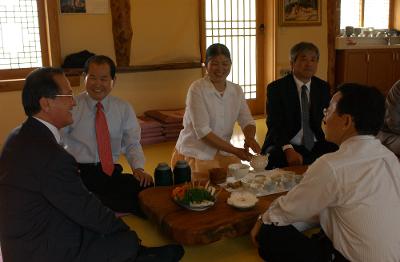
[95,102,114,176]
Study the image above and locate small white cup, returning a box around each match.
[228,163,250,180]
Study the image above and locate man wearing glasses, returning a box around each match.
[0,67,184,261]
[252,83,400,262]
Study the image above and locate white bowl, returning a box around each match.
[228,163,250,180]
[250,154,269,171]
[227,191,258,210]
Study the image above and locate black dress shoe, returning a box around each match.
[135,244,184,262]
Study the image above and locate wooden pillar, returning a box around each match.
[110,0,133,66]
[327,0,340,92]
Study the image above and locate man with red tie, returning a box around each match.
[62,55,153,216]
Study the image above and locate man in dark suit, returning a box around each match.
[0,67,184,262]
[261,42,337,169]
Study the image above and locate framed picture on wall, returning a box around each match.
[60,0,109,14]
[279,0,321,26]
[60,0,86,13]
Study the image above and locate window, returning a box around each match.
[0,0,42,69]
[204,0,257,99]
[0,0,60,92]
[340,0,390,29]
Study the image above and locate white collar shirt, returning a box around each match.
[262,135,400,262]
[61,92,145,170]
[175,76,255,160]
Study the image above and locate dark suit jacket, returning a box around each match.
[261,74,331,153]
[0,117,138,262]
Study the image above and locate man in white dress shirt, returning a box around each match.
[62,55,153,216]
[251,83,400,262]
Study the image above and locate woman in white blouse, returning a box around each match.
[171,43,261,174]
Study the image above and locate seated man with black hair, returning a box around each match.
[62,55,153,216]
[251,83,400,262]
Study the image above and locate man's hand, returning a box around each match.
[244,137,261,154]
[133,169,153,187]
[284,148,303,166]
[250,218,263,248]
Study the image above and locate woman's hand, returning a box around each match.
[244,137,261,154]
[202,132,253,161]
[233,147,253,161]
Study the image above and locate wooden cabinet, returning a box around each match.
[336,50,368,86]
[367,49,394,95]
[336,48,400,95]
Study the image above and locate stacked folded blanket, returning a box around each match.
[144,109,185,123]
[137,116,166,145]
[138,109,185,144]
[163,122,183,141]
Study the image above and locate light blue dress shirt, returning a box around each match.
[61,92,145,170]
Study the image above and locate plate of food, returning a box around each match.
[227,191,258,210]
[171,182,218,211]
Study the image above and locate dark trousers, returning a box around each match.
[265,141,338,170]
[78,163,152,216]
[80,228,140,262]
[81,230,184,262]
[257,224,348,262]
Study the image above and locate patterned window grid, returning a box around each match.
[205,0,257,100]
[0,0,42,70]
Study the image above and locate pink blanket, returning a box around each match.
[145,109,185,124]
[163,128,183,135]
[165,133,180,138]
[138,116,162,129]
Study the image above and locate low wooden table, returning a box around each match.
[138,166,307,245]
